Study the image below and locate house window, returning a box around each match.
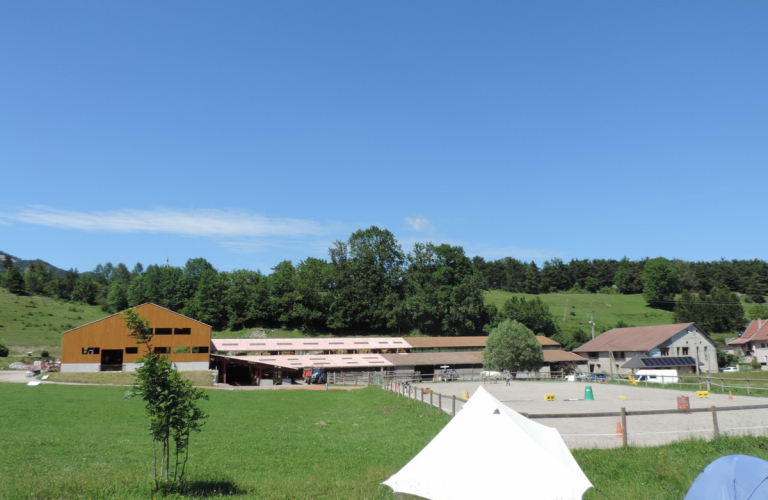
[682,347,689,355]
[192,346,209,354]
[676,347,681,355]
[154,328,172,335]
[81,347,100,355]
[154,347,170,354]
[174,328,191,335]
[588,352,599,359]
[125,347,138,354]
[616,351,625,360]
[661,348,670,356]
[173,346,190,354]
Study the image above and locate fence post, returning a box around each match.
[748,379,751,395]
[438,393,442,414]
[711,406,719,436]
[452,395,456,416]
[430,389,433,408]
[621,407,628,448]
[706,378,711,392]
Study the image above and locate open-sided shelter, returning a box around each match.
[61,303,211,372]
[383,386,592,500]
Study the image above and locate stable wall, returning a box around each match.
[61,303,211,371]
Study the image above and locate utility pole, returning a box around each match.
[563,298,569,322]
[589,312,595,339]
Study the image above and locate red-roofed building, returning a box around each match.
[729,319,768,364]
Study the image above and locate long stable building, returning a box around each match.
[210,335,587,385]
[61,303,211,372]
[58,303,587,382]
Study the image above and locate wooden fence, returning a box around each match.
[379,378,768,447]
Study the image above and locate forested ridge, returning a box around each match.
[1,227,766,337]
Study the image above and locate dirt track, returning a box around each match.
[411,380,768,449]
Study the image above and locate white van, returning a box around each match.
[633,369,679,384]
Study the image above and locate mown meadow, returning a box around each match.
[5,382,768,499]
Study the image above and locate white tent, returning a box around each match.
[383,386,592,500]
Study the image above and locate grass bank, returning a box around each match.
[484,290,676,333]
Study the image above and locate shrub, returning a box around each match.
[41,350,49,358]
[0,343,8,357]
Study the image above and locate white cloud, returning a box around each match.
[5,206,328,238]
[405,215,436,233]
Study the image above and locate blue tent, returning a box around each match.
[684,455,768,500]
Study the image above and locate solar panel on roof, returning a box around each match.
[641,356,696,367]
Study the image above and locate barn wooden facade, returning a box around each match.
[61,303,211,373]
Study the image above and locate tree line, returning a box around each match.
[473,255,768,301]
[1,229,766,336]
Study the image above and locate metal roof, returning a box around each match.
[405,337,487,348]
[225,354,394,369]
[211,337,409,352]
[380,352,484,366]
[730,319,768,345]
[573,323,699,352]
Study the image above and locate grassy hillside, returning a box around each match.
[485,290,676,334]
[0,288,108,356]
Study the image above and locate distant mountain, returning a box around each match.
[0,251,66,275]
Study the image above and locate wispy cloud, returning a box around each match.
[5,206,329,238]
[405,215,436,233]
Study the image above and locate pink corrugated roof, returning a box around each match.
[212,337,409,352]
[573,323,697,352]
[228,354,394,369]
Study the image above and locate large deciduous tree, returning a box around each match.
[641,257,679,308]
[499,296,560,337]
[327,227,405,332]
[483,319,543,373]
[403,243,487,336]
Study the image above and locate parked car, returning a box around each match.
[722,366,739,373]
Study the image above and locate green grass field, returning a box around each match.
[485,290,676,334]
[1,384,449,500]
[4,383,768,499]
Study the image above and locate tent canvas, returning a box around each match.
[383,386,592,500]
[684,455,768,500]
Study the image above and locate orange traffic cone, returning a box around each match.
[729,391,733,401]
[616,420,623,439]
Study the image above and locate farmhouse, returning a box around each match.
[573,322,718,376]
[728,319,768,364]
[61,303,211,373]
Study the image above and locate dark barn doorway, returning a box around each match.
[100,349,124,371]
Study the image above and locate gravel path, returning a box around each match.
[410,380,768,449]
[0,370,37,384]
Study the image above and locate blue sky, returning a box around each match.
[1,2,766,274]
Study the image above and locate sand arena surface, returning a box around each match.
[410,380,768,449]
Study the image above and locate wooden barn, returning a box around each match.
[61,303,211,373]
